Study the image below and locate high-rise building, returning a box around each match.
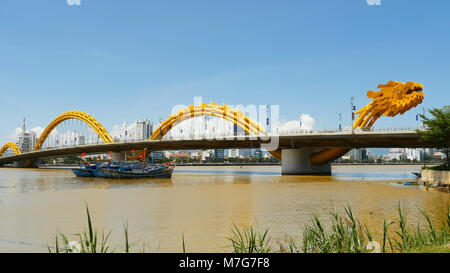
[214,149,225,159]
[350,148,368,162]
[406,148,424,161]
[135,119,153,140]
[16,118,36,153]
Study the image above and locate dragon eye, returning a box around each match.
[405,89,413,94]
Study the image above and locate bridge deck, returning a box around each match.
[0,131,432,164]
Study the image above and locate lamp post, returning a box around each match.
[421,107,426,167]
[351,97,355,134]
[338,112,342,132]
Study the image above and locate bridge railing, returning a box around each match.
[2,126,424,155]
[154,126,422,141]
[275,126,422,135]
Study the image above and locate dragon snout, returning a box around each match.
[405,82,423,94]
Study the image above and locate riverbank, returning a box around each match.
[422,169,450,193]
[34,162,439,169]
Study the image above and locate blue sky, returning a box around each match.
[1,0,449,147]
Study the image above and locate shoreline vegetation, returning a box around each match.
[49,204,450,253]
[422,165,450,171]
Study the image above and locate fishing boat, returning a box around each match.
[71,163,100,177]
[71,161,174,179]
[103,164,174,179]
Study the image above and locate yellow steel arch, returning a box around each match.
[151,102,266,140]
[34,110,113,150]
[0,142,21,156]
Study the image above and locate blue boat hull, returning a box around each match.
[104,166,174,179]
[71,162,174,179]
[72,169,94,177]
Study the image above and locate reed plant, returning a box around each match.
[228,223,271,253]
[48,205,131,253]
[49,203,450,253]
[300,203,450,253]
[301,204,373,253]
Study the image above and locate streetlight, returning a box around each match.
[420,106,426,167]
[338,112,342,131]
[351,97,355,133]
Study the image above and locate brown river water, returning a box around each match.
[0,165,449,252]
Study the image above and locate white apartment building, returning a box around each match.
[135,119,153,140]
[16,118,36,153]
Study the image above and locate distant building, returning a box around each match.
[190,151,200,158]
[168,153,190,160]
[135,119,153,140]
[77,135,85,145]
[350,148,368,162]
[239,149,252,158]
[202,150,213,161]
[406,148,424,161]
[152,151,165,160]
[384,148,424,161]
[214,149,225,159]
[16,118,36,153]
[229,149,239,158]
[385,148,407,161]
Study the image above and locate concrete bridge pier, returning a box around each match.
[281,148,331,175]
[12,160,41,168]
[111,151,128,162]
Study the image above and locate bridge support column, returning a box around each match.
[111,151,128,162]
[281,148,331,175]
[12,160,41,168]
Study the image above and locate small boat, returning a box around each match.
[72,161,174,179]
[71,163,100,177]
[404,181,416,186]
[104,164,174,179]
[72,168,94,177]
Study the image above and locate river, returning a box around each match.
[0,165,449,252]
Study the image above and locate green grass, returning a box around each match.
[227,223,271,253]
[228,204,450,253]
[49,205,129,253]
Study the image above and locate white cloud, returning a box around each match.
[8,126,45,140]
[110,121,137,140]
[279,120,301,131]
[30,127,45,138]
[9,128,22,139]
[300,114,315,130]
[279,114,316,132]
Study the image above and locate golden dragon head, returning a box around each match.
[353,81,425,129]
